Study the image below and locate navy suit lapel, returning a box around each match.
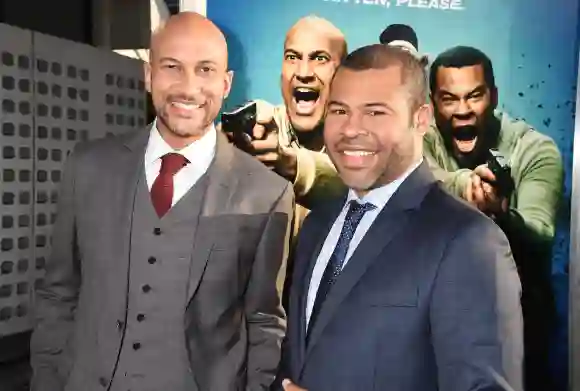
[300,162,437,369]
[291,199,344,372]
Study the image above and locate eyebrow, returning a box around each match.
[158,56,180,63]
[328,100,394,110]
[197,60,218,66]
[157,57,219,67]
[438,84,487,97]
[284,49,332,58]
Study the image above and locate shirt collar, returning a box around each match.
[144,119,217,167]
[347,158,423,211]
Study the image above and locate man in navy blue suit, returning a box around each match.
[279,44,524,391]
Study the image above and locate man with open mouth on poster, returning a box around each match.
[226,16,348,241]
[423,45,564,391]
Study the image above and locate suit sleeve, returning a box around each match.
[272,210,319,391]
[245,182,294,391]
[29,148,82,391]
[430,217,524,391]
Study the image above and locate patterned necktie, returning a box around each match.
[308,200,376,335]
[150,153,189,217]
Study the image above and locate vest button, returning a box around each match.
[98,376,108,387]
[137,313,145,322]
[147,256,156,265]
[116,320,124,330]
[153,227,161,235]
[142,284,151,293]
[132,342,141,350]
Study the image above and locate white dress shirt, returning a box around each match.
[144,121,216,206]
[305,158,423,326]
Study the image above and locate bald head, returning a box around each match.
[150,12,228,66]
[285,16,347,60]
[281,16,347,133]
[144,11,234,149]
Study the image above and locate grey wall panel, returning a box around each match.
[0,23,35,336]
[0,24,146,337]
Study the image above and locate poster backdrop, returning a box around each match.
[208,0,580,387]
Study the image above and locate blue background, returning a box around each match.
[208,0,580,387]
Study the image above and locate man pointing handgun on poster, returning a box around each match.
[423,45,564,391]
[222,16,348,236]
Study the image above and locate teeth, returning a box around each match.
[295,87,317,93]
[344,150,374,156]
[172,102,201,110]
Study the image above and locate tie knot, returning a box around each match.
[160,153,189,176]
[348,200,376,214]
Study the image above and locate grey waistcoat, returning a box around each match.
[109,173,208,391]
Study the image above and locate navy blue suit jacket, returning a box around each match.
[279,162,524,391]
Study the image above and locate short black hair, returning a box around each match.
[429,46,496,93]
[379,24,418,51]
[340,44,427,110]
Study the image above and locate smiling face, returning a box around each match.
[324,66,429,195]
[145,13,233,148]
[281,19,345,132]
[432,64,497,164]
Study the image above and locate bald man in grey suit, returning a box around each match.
[30,12,293,391]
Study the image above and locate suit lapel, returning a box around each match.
[301,163,437,366]
[185,132,239,301]
[117,127,151,285]
[293,200,344,369]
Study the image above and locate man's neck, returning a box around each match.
[295,123,325,152]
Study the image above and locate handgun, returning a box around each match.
[221,101,257,146]
[485,148,514,198]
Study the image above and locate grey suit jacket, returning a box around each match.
[279,162,524,391]
[29,127,294,391]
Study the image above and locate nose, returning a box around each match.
[342,113,363,138]
[456,99,473,116]
[295,59,315,83]
[180,70,203,94]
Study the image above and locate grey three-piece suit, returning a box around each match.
[29,126,293,391]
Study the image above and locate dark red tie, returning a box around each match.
[150,153,189,217]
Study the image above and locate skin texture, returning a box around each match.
[144,12,233,149]
[431,64,506,214]
[324,67,431,196]
[281,16,346,134]
[227,17,346,181]
[431,64,497,167]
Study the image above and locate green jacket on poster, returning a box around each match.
[423,111,563,248]
[272,104,346,210]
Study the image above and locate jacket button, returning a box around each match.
[98,376,108,387]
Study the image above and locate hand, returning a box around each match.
[240,99,298,180]
[463,164,508,217]
[282,379,308,391]
[249,99,281,168]
[217,99,276,148]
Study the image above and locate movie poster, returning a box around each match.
[207,0,579,388]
